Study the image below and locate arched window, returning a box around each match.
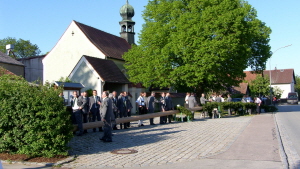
[128,25,132,32]
[122,25,126,32]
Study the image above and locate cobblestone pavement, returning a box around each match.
[62,114,252,169]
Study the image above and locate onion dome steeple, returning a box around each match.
[119,0,135,45]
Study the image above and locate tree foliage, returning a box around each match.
[295,75,300,99]
[123,0,271,94]
[249,74,270,97]
[0,37,41,58]
[0,74,73,157]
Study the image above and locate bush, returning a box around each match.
[177,106,194,120]
[261,105,278,112]
[0,75,73,158]
[203,102,256,116]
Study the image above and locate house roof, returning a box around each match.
[84,56,130,84]
[0,51,24,66]
[17,55,45,61]
[232,83,249,94]
[243,71,258,82]
[263,69,295,84]
[243,69,295,84]
[74,21,131,61]
[54,81,85,88]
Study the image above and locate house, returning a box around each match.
[42,2,142,113]
[17,55,45,82]
[264,69,296,98]
[0,51,24,77]
[242,69,296,98]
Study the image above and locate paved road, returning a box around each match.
[275,104,300,169]
[2,113,285,169]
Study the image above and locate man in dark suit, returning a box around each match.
[124,92,133,128]
[117,92,127,129]
[89,90,102,132]
[71,91,83,136]
[99,91,113,142]
[78,91,89,134]
[165,92,174,123]
[112,91,119,130]
[146,92,159,125]
[159,92,167,124]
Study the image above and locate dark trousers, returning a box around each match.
[91,109,102,131]
[148,109,155,125]
[112,111,118,129]
[256,104,261,114]
[73,109,83,134]
[126,110,131,127]
[101,121,112,141]
[82,113,88,133]
[119,110,128,129]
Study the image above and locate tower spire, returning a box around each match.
[119,1,135,44]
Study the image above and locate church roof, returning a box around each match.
[74,21,131,61]
[0,51,24,66]
[84,56,130,84]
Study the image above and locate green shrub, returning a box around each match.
[203,102,256,116]
[0,75,73,158]
[261,105,278,112]
[177,106,194,120]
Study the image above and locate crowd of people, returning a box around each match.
[63,90,175,142]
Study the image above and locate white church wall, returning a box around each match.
[43,21,105,84]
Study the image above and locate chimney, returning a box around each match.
[275,67,277,70]
[6,44,14,55]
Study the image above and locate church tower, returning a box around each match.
[119,0,135,45]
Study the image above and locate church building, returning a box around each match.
[42,1,142,112]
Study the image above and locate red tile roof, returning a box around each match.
[243,69,295,84]
[243,71,258,82]
[232,83,249,94]
[263,69,295,84]
[84,56,130,84]
[74,21,131,61]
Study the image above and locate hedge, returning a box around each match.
[0,74,73,158]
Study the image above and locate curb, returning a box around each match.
[1,155,76,167]
[273,112,289,169]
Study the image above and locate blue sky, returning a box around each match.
[1,0,299,75]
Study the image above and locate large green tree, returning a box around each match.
[249,74,270,97]
[123,0,271,94]
[295,75,300,99]
[0,37,41,58]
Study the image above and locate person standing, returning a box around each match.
[136,92,146,126]
[185,92,190,108]
[146,92,159,125]
[71,91,83,136]
[227,94,232,102]
[112,91,119,130]
[254,97,262,114]
[78,91,89,134]
[124,92,133,128]
[188,93,197,108]
[99,91,113,142]
[165,92,174,123]
[117,92,128,129]
[89,90,102,132]
[200,93,208,105]
[215,94,222,103]
[160,92,167,124]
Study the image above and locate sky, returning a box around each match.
[1,0,299,75]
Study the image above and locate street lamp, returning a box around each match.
[269,44,292,105]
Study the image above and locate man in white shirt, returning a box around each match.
[254,97,262,114]
[71,91,83,136]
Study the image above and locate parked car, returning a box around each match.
[287,92,298,104]
[231,98,242,102]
